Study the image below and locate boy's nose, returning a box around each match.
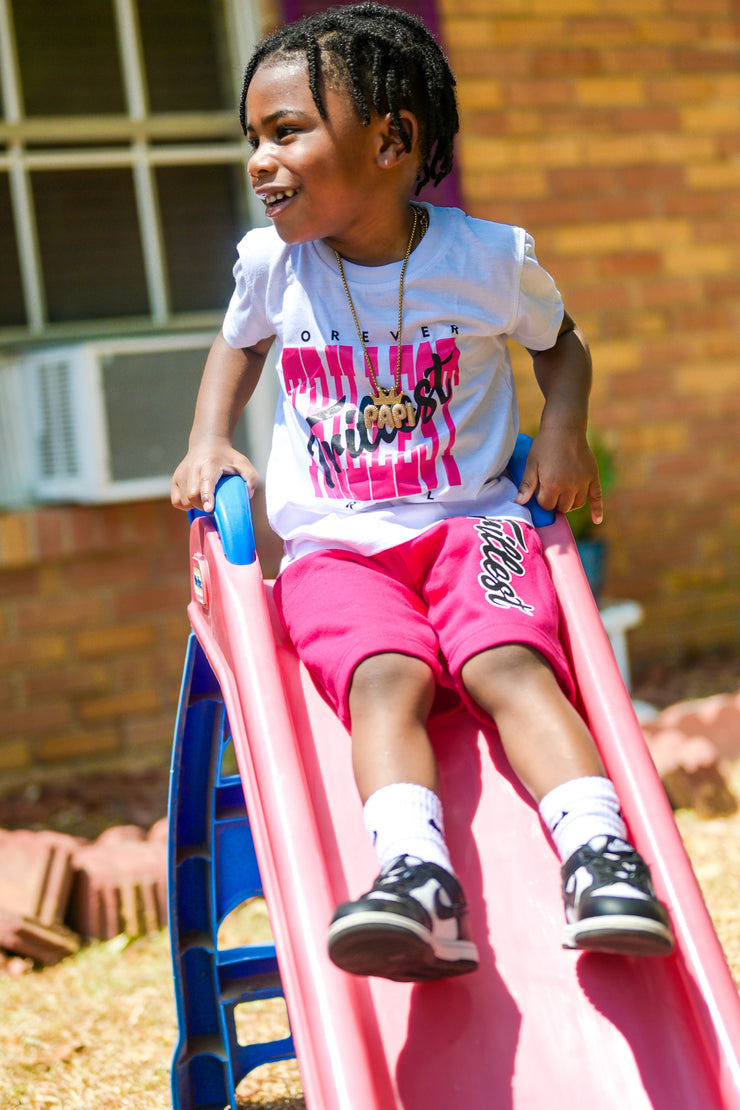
[248,141,277,181]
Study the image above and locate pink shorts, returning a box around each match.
[273,516,575,729]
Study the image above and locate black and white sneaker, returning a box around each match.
[561,836,674,956]
[327,855,479,982]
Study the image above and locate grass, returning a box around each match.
[0,903,304,1110]
[2,776,739,1109]
[0,931,175,1110]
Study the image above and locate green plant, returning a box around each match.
[566,433,618,542]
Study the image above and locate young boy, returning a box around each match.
[172,3,673,982]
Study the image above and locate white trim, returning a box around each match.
[113,0,149,119]
[7,152,46,333]
[132,146,170,323]
[0,143,250,172]
[0,0,22,123]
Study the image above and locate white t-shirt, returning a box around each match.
[222,204,563,567]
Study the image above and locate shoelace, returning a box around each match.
[577,841,653,892]
[374,858,465,910]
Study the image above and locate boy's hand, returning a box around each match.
[514,426,603,525]
[171,438,258,514]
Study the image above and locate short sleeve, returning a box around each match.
[221,231,275,350]
[508,232,564,351]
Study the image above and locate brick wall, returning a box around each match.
[440,0,739,664]
[1,0,738,788]
[0,493,282,789]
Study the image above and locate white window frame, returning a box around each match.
[0,0,264,342]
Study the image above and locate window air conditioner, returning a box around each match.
[16,335,274,505]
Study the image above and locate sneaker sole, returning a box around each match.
[327,910,479,982]
[563,914,675,957]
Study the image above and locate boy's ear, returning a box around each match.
[376,110,418,168]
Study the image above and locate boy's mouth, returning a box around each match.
[260,188,297,214]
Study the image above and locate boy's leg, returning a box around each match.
[274,552,478,980]
[461,645,673,956]
[348,651,439,802]
[328,651,479,981]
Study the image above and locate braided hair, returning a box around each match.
[239,2,459,193]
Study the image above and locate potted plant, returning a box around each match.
[566,433,617,602]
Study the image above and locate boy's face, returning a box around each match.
[245,57,400,262]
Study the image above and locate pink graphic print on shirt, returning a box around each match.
[281,338,462,501]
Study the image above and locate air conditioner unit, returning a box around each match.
[14,334,275,504]
[0,357,33,507]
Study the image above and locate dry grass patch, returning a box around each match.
[0,931,174,1110]
[674,760,740,989]
[0,904,304,1110]
[1,774,739,1109]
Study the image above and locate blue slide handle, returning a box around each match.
[188,475,257,566]
[507,433,556,527]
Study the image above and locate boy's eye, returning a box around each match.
[246,135,259,150]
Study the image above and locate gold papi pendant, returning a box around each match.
[364,385,417,430]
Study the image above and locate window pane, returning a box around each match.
[33,169,149,322]
[13,0,125,116]
[0,175,26,326]
[138,0,232,112]
[156,163,247,313]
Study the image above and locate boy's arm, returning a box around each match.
[171,329,272,513]
[515,311,603,525]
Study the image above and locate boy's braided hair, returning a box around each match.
[239,2,459,193]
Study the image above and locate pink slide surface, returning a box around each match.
[186,507,740,1109]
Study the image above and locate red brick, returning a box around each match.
[23,662,111,700]
[547,166,621,194]
[64,555,152,591]
[68,835,167,940]
[0,908,80,964]
[75,623,157,657]
[644,728,737,817]
[533,48,602,77]
[0,566,41,599]
[0,829,80,924]
[505,78,576,108]
[614,107,681,131]
[122,711,177,753]
[0,702,73,738]
[600,252,663,276]
[619,164,685,190]
[78,688,161,725]
[566,20,634,49]
[15,594,107,634]
[32,509,71,562]
[0,634,68,670]
[35,728,120,764]
[603,46,673,73]
[112,584,188,621]
[674,47,738,72]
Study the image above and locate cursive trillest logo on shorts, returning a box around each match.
[474,518,534,614]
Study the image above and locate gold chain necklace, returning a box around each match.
[334,205,429,431]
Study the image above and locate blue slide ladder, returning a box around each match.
[167,630,296,1110]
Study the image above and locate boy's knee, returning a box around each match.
[461,643,551,707]
[349,652,435,717]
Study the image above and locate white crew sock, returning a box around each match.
[363,783,452,873]
[538,776,628,864]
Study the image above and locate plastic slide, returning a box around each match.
[178,437,740,1110]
